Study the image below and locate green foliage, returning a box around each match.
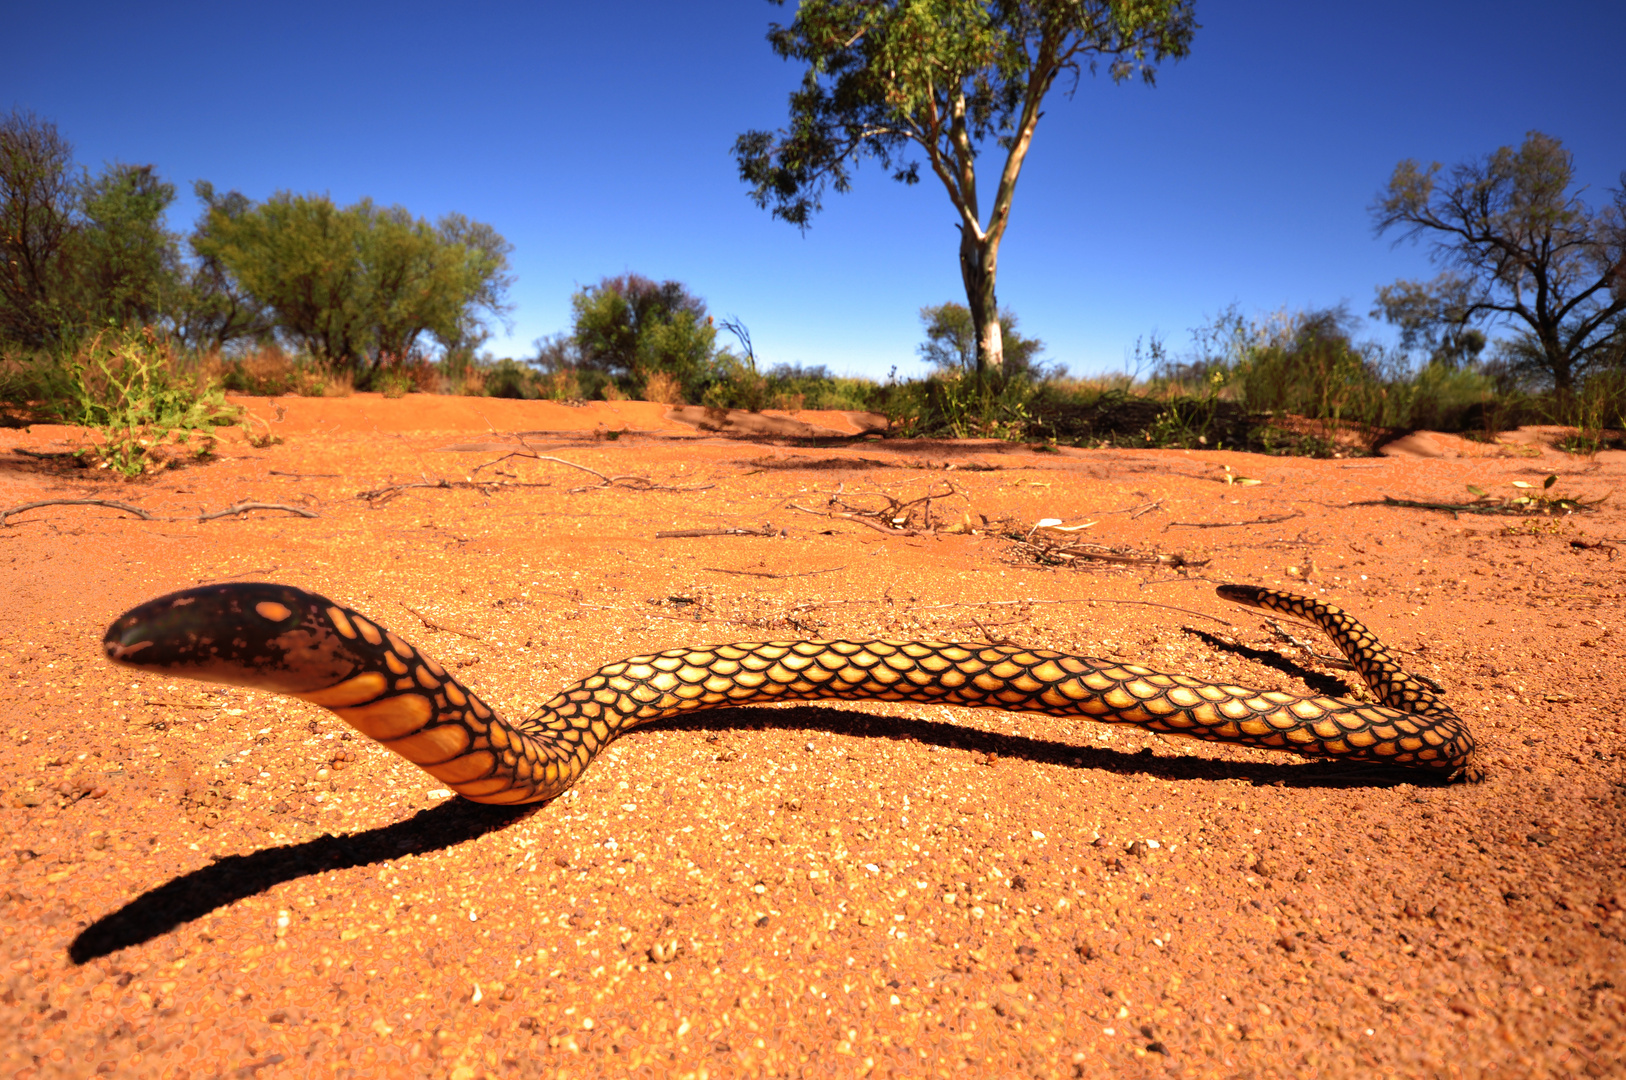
[736,0,1196,228]
[735,0,1195,378]
[886,371,1035,440]
[483,358,542,400]
[1372,131,1626,395]
[75,164,178,331]
[192,190,513,372]
[570,275,723,402]
[63,328,240,477]
[917,302,1047,378]
[0,110,79,348]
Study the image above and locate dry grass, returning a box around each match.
[641,370,684,405]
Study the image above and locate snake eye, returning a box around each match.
[255,601,294,622]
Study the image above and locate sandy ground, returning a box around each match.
[1,392,1623,1079]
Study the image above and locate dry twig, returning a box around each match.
[1,498,153,525]
[1164,511,1303,530]
[1,498,315,526]
[479,450,713,494]
[789,480,973,536]
[1007,530,1208,572]
[704,565,845,579]
[194,501,317,522]
[1363,491,1603,517]
[656,526,779,539]
[401,604,486,642]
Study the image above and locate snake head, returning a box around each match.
[103,583,364,695]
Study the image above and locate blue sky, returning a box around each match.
[9,1,1623,379]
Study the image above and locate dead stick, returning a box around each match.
[194,502,318,522]
[789,503,923,536]
[704,565,845,579]
[1164,511,1303,530]
[656,526,777,539]
[1,498,154,525]
[401,604,486,641]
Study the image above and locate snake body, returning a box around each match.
[101,583,1480,802]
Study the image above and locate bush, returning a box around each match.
[483,358,540,399]
[208,345,353,397]
[63,328,240,476]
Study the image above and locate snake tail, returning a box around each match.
[103,582,1479,806]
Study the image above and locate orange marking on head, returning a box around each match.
[352,616,383,646]
[255,601,293,622]
[326,607,357,639]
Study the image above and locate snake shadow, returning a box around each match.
[71,664,1419,965]
[1181,628,1357,700]
[69,799,534,964]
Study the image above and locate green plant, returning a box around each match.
[483,358,539,399]
[64,328,240,476]
[893,372,1034,440]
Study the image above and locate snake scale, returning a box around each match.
[102,582,1480,800]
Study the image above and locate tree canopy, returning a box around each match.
[735,0,1196,381]
[1372,131,1625,394]
[918,301,1045,376]
[570,274,720,399]
[194,191,513,371]
[0,110,77,347]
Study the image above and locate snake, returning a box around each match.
[101,582,1480,801]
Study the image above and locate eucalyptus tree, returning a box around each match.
[735,0,1196,381]
[1373,131,1626,394]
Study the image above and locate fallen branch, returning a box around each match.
[356,478,549,506]
[478,450,713,494]
[1164,511,1303,530]
[656,526,779,539]
[704,565,845,579]
[790,479,973,537]
[401,603,486,642]
[1007,532,1208,571]
[194,501,317,522]
[1363,493,1603,517]
[1,498,153,525]
[269,470,339,479]
[1,498,315,526]
[791,503,921,537]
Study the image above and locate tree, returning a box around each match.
[193,191,513,371]
[1372,131,1626,395]
[570,274,719,398]
[734,0,1195,382]
[75,163,179,332]
[172,182,277,353]
[0,110,79,347]
[917,301,1044,375]
[1371,274,1486,370]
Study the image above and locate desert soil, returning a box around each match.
[1,393,1623,1080]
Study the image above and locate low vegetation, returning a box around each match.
[2,111,1620,467]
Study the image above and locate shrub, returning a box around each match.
[64,328,240,476]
